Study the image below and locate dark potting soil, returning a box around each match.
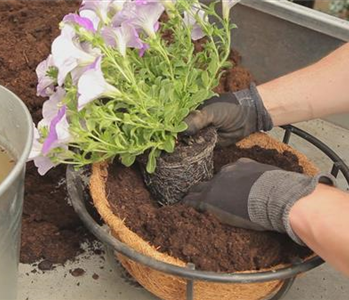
[214,145,304,174]
[0,0,95,265]
[106,146,312,273]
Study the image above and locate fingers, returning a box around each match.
[182,181,210,211]
[220,158,257,172]
[216,130,244,147]
[183,110,211,136]
[189,181,209,193]
[182,192,206,211]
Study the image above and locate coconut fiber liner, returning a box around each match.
[90,133,319,300]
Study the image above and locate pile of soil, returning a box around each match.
[107,145,312,273]
[0,0,91,265]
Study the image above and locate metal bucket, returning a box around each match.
[0,86,33,300]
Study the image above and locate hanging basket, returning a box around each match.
[89,132,319,300]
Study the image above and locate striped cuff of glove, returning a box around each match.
[248,170,337,245]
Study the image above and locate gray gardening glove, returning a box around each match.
[184,83,273,147]
[183,158,336,245]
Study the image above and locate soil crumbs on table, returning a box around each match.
[107,146,312,273]
[0,0,98,265]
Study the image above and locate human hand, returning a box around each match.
[183,158,336,245]
[184,83,273,147]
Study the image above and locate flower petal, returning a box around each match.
[139,43,150,57]
[52,25,97,85]
[102,23,143,56]
[78,57,119,110]
[183,4,207,41]
[34,156,56,176]
[36,55,56,97]
[42,87,66,122]
[79,9,100,31]
[28,124,43,161]
[42,105,70,155]
[110,0,130,12]
[115,1,164,38]
[80,0,112,24]
[63,13,96,32]
[222,0,241,20]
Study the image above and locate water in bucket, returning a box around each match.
[0,145,15,184]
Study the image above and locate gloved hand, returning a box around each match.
[183,158,336,245]
[184,83,273,147]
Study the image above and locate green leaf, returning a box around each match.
[86,119,96,131]
[201,71,210,87]
[160,136,175,153]
[173,121,188,133]
[191,90,209,104]
[120,154,136,167]
[146,148,158,173]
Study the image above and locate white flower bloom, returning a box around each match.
[79,9,100,31]
[110,0,130,12]
[183,4,207,41]
[78,57,120,111]
[115,1,164,38]
[52,25,99,85]
[29,124,56,176]
[80,0,112,24]
[102,23,143,57]
[222,0,240,20]
[36,55,56,97]
[41,87,66,124]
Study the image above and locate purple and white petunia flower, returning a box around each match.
[113,0,164,38]
[39,88,70,155]
[79,9,100,31]
[28,125,56,175]
[63,13,96,32]
[135,0,148,4]
[159,0,176,11]
[52,25,99,85]
[41,87,66,124]
[222,0,240,20]
[110,0,130,13]
[80,0,115,26]
[102,23,143,57]
[139,42,150,57]
[78,56,120,111]
[33,156,56,176]
[28,124,45,161]
[42,105,70,155]
[36,55,56,97]
[28,87,70,175]
[183,3,208,41]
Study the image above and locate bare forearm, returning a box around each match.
[290,184,349,276]
[257,43,349,126]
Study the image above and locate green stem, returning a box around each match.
[152,37,175,82]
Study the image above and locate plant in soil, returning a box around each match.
[30,0,238,179]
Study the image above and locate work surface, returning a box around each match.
[18,119,349,300]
